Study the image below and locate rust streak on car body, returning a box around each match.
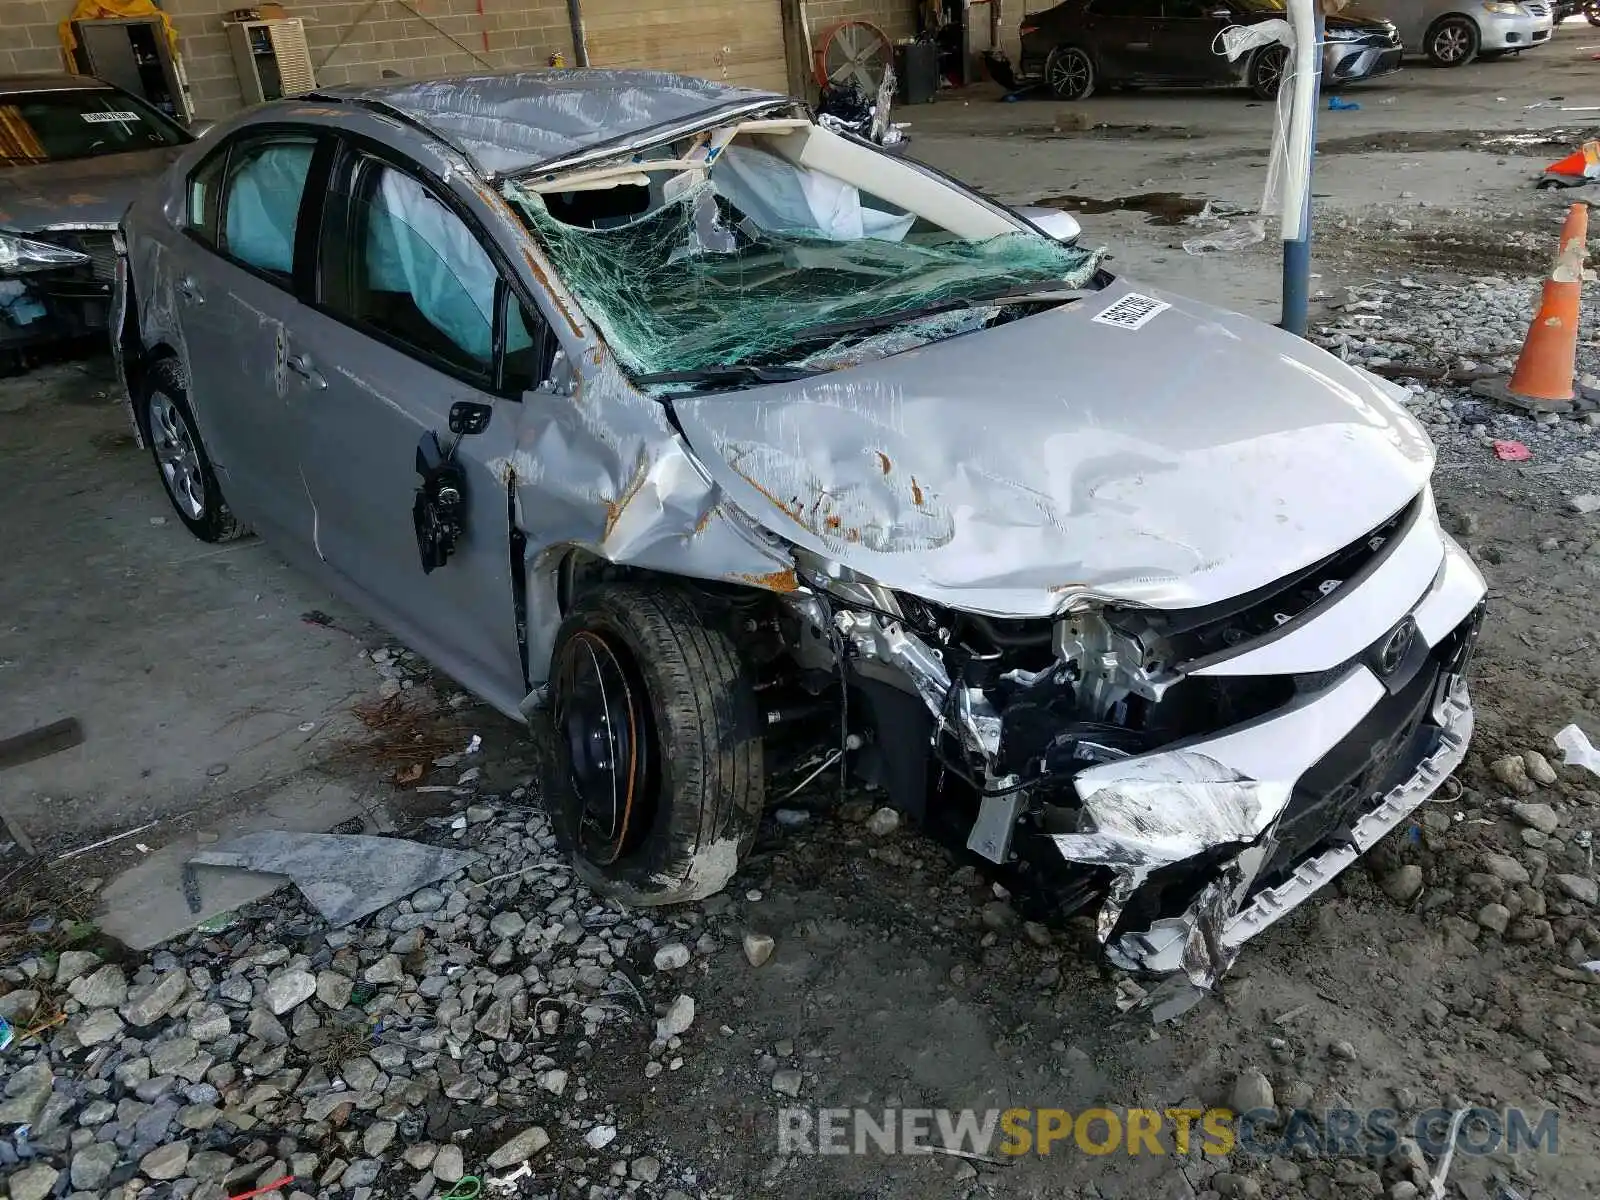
[520,246,584,339]
[602,456,651,542]
[734,568,800,593]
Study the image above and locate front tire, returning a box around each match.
[1426,15,1479,66]
[1248,45,1289,99]
[1045,45,1096,100]
[545,584,764,906]
[135,358,247,543]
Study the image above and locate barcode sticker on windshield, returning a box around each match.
[1092,292,1170,330]
[81,111,140,123]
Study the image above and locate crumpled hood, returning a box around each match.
[0,148,182,232]
[671,280,1435,617]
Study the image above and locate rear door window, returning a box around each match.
[185,135,317,284]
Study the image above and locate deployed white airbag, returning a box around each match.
[711,143,914,243]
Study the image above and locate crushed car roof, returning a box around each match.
[310,68,791,178]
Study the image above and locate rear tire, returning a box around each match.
[134,357,247,543]
[1425,15,1479,66]
[1045,45,1096,100]
[1587,0,1600,25]
[1248,45,1289,99]
[544,584,764,906]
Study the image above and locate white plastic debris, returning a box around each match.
[465,734,482,755]
[1554,724,1600,779]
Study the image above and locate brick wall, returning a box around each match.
[804,0,918,44]
[0,0,574,118]
[0,0,921,119]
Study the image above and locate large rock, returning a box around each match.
[71,1142,119,1190]
[485,1126,550,1169]
[122,972,187,1026]
[0,1061,53,1125]
[55,949,100,985]
[316,970,354,1010]
[75,1007,125,1046]
[150,1037,199,1076]
[1481,853,1531,886]
[1381,866,1424,904]
[72,963,128,1009]
[656,994,695,1040]
[363,955,404,985]
[432,1144,466,1182]
[1554,874,1598,905]
[0,990,40,1022]
[742,933,776,968]
[1512,802,1559,836]
[7,1163,58,1200]
[140,1141,190,1180]
[1231,1067,1276,1113]
[265,969,316,1016]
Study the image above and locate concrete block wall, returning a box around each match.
[0,0,574,117]
[0,0,923,119]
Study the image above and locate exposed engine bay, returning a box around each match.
[678,486,1486,1007]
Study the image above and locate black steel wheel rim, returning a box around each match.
[1257,47,1286,93]
[1050,49,1090,96]
[556,631,647,864]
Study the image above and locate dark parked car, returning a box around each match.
[0,73,193,368]
[1019,0,1403,99]
[1553,0,1600,24]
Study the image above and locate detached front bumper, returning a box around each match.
[1052,506,1486,989]
[1480,10,1554,50]
[1325,41,1403,83]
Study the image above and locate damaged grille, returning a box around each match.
[34,230,118,282]
[1138,493,1423,673]
[1253,607,1481,892]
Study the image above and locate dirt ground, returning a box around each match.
[5,26,1600,1200]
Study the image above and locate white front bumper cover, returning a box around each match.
[1050,531,1485,1001]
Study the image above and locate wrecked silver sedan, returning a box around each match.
[114,69,1486,992]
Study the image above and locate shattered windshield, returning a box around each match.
[505,138,1101,378]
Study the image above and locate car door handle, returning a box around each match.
[286,352,326,389]
[177,275,202,304]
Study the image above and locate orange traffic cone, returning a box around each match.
[1508,203,1588,402]
[1542,141,1600,186]
[1473,204,1588,413]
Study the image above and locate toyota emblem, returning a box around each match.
[1377,617,1417,677]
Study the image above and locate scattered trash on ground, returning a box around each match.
[1554,723,1600,779]
[1493,439,1532,461]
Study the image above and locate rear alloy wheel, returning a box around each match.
[545,584,764,906]
[1046,45,1096,100]
[1248,45,1289,100]
[1587,0,1600,25]
[1426,16,1479,66]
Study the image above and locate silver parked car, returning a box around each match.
[115,70,1486,995]
[1352,0,1554,65]
[0,73,194,366]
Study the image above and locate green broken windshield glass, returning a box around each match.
[505,178,1101,377]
